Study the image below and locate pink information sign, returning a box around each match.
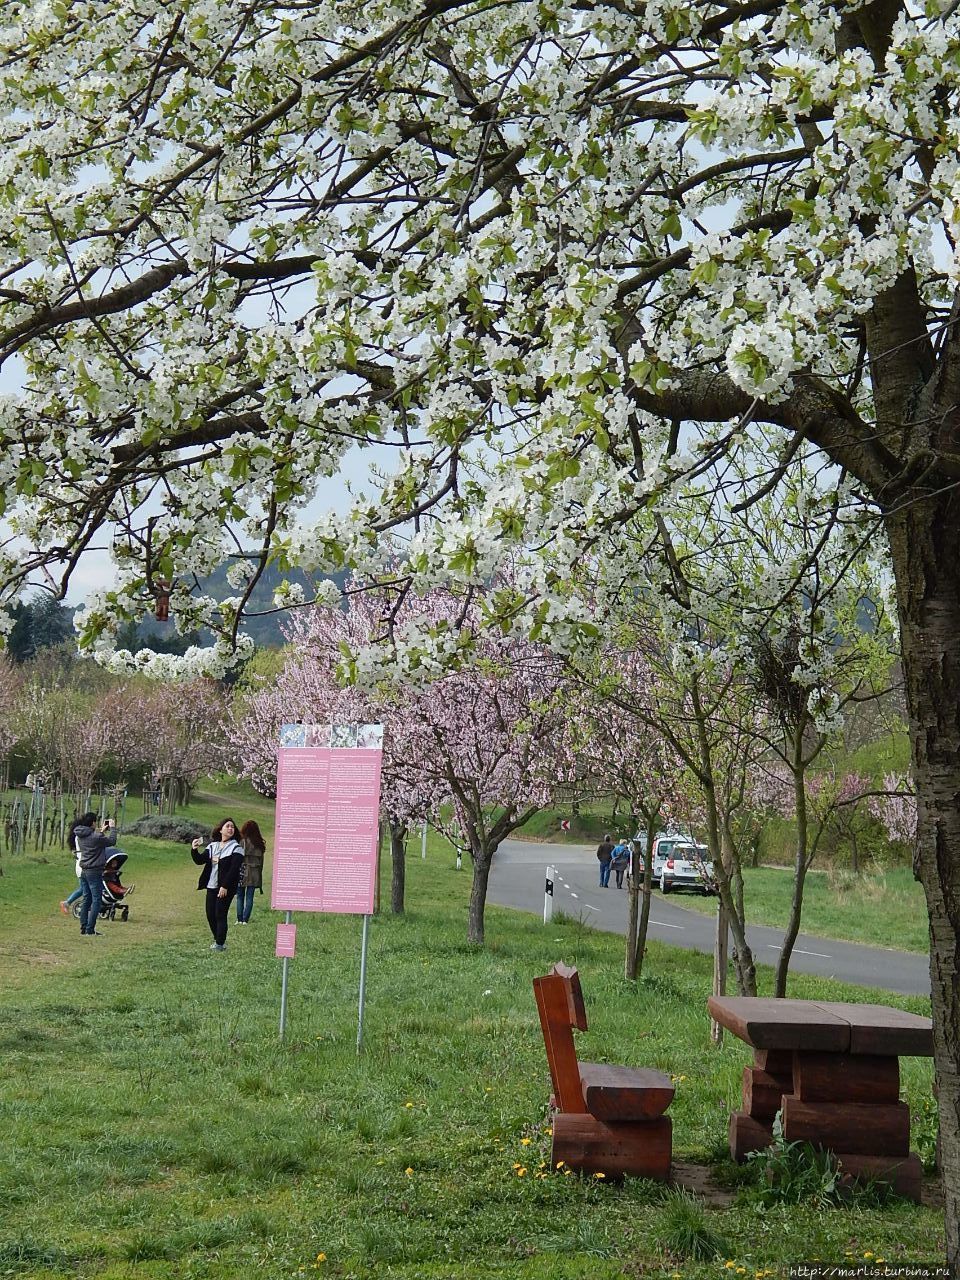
[275,922,297,957]
[271,723,384,915]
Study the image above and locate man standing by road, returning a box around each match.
[596,833,614,888]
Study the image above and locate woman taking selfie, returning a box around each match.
[191,818,244,951]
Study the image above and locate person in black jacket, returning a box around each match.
[191,818,244,951]
[74,812,119,936]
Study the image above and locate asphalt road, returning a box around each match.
[487,839,931,998]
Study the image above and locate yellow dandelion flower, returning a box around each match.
[545,1126,553,1136]
[563,1168,573,1176]
[404,1101,414,1108]
[593,1171,606,1179]
[736,1269,747,1276]
[520,1137,532,1146]
[876,1260,885,1265]
[315,1254,326,1263]
[555,1160,565,1168]
[404,1166,414,1176]
[725,1264,736,1270]
[863,1254,874,1260]
[512,1162,523,1170]
[516,1167,527,1177]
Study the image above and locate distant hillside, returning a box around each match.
[124,564,344,651]
[196,563,339,648]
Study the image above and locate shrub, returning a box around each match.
[746,1113,842,1207]
[654,1187,727,1261]
[121,815,209,843]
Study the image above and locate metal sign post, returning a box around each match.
[357,913,371,1054]
[544,865,556,924]
[279,911,293,1039]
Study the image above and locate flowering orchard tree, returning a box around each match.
[232,596,439,912]
[572,647,689,980]
[232,588,575,939]
[7,1,960,1253]
[869,772,919,851]
[0,658,21,763]
[403,642,577,945]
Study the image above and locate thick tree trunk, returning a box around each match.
[389,818,407,915]
[467,848,492,945]
[887,499,960,1266]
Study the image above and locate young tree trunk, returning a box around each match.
[691,676,758,996]
[888,497,960,1268]
[775,727,809,998]
[389,817,407,915]
[625,814,657,980]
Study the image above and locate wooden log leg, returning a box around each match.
[729,1111,773,1162]
[780,1098,911,1157]
[552,1113,672,1181]
[834,1153,923,1203]
[793,1052,900,1103]
[742,1066,790,1123]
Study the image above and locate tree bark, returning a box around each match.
[626,813,657,980]
[887,496,960,1266]
[775,724,810,997]
[467,849,491,945]
[389,817,407,915]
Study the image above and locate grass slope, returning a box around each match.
[0,788,943,1279]
[655,865,928,954]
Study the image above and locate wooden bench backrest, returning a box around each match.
[533,963,588,1113]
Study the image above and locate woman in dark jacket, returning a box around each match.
[236,819,266,925]
[190,818,244,951]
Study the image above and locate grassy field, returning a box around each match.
[0,783,943,1279]
[653,865,929,954]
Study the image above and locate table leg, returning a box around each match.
[778,1052,922,1201]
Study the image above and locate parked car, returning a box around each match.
[630,832,697,889]
[659,841,716,894]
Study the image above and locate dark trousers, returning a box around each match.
[205,889,235,945]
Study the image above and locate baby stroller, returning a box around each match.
[72,852,136,923]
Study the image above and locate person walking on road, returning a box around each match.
[596,834,614,888]
[611,838,630,889]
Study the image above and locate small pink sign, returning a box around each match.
[271,723,384,915]
[275,923,297,958]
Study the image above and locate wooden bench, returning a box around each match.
[708,995,933,1201]
[533,963,673,1179]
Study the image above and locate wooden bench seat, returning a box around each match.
[534,963,673,1180]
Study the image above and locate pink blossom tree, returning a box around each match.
[404,638,577,944]
[232,585,577,941]
[869,773,918,852]
[231,595,440,914]
[572,647,689,979]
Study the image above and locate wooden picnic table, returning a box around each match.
[708,996,933,1201]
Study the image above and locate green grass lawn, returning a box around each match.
[656,865,928,954]
[0,784,943,1279]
